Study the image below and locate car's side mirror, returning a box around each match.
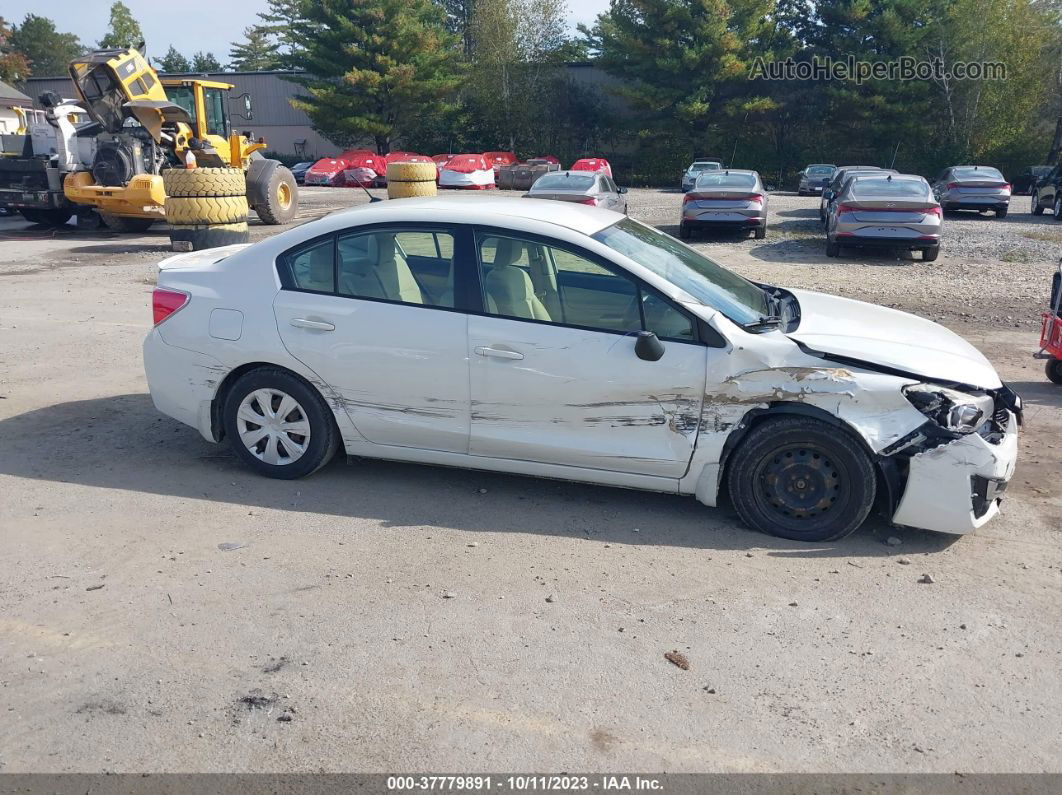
[618,186,628,194]
[634,331,665,361]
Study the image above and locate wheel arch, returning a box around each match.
[715,401,903,517]
[210,360,339,442]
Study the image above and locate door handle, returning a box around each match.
[290,318,335,331]
[474,346,524,360]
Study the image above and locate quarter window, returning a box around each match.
[337,230,455,308]
[286,238,335,293]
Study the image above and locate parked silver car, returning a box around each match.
[826,173,942,261]
[819,166,888,223]
[798,164,836,195]
[679,169,768,239]
[524,170,628,213]
[931,165,1011,218]
[680,160,723,192]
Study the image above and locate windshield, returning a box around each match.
[953,167,1004,181]
[688,162,721,173]
[695,172,756,189]
[593,217,768,324]
[534,173,595,191]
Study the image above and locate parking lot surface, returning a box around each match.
[1,187,1060,772]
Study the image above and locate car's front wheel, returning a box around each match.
[726,415,877,542]
[1047,358,1062,385]
[1055,197,1062,221]
[223,368,339,479]
[1032,191,1043,215]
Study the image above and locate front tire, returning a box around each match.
[726,415,877,542]
[253,166,299,225]
[1055,197,1062,221]
[223,368,339,479]
[1047,358,1062,385]
[1032,192,1044,215]
[20,208,73,226]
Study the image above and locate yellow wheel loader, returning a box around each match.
[61,47,298,231]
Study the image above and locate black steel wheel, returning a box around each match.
[1046,358,1062,385]
[726,415,876,542]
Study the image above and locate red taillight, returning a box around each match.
[836,203,858,214]
[577,197,598,206]
[946,182,959,190]
[746,193,764,203]
[683,193,698,203]
[924,205,942,217]
[153,287,188,325]
[1001,183,1012,191]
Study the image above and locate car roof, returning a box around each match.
[299,195,620,237]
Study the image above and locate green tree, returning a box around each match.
[0,16,31,83]
[258,0,306,63]
[9,15,82,77]
[98,1,144,50]
[441,0,476,57]
[229,26,281,71]
[287,0,464,154]
[190,51,222,72]
[157,45,191,72]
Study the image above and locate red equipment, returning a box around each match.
[1036,260,1062,384]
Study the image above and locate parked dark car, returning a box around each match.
[1031,164,1062,219]
[819,166,886,223]
[797,164,836,195]
[289,161,315,185]
[1013,165,1052,195]
[497,158,561,190]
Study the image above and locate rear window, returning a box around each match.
[534,173,595,191]
[695,173,756,188]
[688,162,721,173]
[953,167,1004,181]
[807,166,834,175]
[853,179,928,197]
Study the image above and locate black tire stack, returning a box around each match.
[163,167,250,251]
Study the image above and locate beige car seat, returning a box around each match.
[483,238,551,321]
[339,233,424,304]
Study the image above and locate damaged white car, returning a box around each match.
[143,196,1021,542]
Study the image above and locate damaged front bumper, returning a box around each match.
[891,410,1018,534]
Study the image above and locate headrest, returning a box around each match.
[493,238,523,268]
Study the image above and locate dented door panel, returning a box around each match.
[468,315,708,477]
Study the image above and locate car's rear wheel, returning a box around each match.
[223,368,339,479]
[726,416,876,542]
[921,245,939,262]
[754,222,766,239]
[1054,197,1062,220]
[1032,192,1044,215]
[995,207,1008,218]
[678,222,692,240]
[1047,358,1062,385]
[825,239,840,257]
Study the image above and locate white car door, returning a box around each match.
[468,230,708,478]
[273,225,471,453]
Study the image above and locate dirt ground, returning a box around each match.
[1,187,1060,773]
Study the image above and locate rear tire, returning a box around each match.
[19,208,73,226]
[825,239,840,257]
[253,166,298,225]
[995,207,1008,218]
[1055,197,1062,221]
[223,368,339,479]
[754,222,766,240]
[100,213,155,232]
[726,415,876,542]
[678,222,692,240]
[1032,192,1044,215]
[1047,358,1062,385]
[921,245,939,262]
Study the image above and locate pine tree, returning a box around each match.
[190,51,222,72]
[228,26,281,71]
[157,45,191,73]
[98,1,144,50]
[257,0,306,63]
[287,0,464,153]
[10,14,82,77]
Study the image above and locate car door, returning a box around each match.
[467,229,708,478]
[273,223,474,454]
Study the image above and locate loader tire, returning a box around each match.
[169,222,249,252]
[100,213,155,233]
[165,195,249,225]
[387,161,437,199]
[253,166,298,225]
[162,167,246,198]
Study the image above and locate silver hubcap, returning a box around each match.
[236,388,311,465]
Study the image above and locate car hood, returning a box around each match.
[786,289,1001,389]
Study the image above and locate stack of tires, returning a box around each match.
[386,161,437,199]
[163,167,250,251]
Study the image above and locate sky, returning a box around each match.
[2,0,612,73]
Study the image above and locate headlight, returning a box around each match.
[903,384,994,434]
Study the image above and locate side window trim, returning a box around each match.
[470,224,705,345]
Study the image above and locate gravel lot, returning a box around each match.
[1,187,1060,774]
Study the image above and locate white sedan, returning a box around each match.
[144,196,1020,542]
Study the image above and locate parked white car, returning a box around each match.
[144,196,1020,542]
